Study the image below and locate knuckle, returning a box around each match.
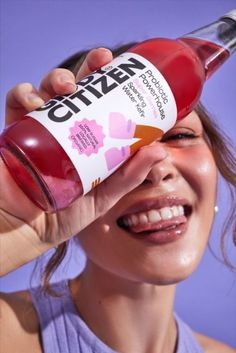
[6,82,34,102]
[118,164,129,179]
[136,146,152,162]
[51,68,74,80]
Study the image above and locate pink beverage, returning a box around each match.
[0,11,235,212]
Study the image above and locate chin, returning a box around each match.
[132,251,202,286]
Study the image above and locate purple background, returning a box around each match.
[0,0,235,348]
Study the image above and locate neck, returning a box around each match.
[70,260,177,353]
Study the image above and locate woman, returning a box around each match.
[0,46,235,353]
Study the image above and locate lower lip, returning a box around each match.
[127,222,188,245]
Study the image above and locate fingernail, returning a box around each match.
[27,93,44,105]
[97,47,110,52]
[58,75,76,88]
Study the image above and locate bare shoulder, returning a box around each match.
[194,331,236,353]
[0,290,42,353]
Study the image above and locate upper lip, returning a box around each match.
[119,195,192,217]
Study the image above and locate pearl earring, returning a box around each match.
[214,205,219,213]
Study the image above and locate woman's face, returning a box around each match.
[78,111,217,285]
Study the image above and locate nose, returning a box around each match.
[144,144,179,186]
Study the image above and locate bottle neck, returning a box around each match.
[182,17,236,54]
[179,16,236,79]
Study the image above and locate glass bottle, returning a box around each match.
[0,10,235,212]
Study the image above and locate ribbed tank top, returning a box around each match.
[30,280,204,353]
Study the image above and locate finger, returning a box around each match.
[75,48,113,81]
[5,83,45,126]
[93,144,168,216]
[39,68,76,102]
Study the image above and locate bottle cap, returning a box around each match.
[220,9,236,22]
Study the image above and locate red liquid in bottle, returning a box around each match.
[0,37,229,212]
[0,118,83,211]
[179,37,230,79]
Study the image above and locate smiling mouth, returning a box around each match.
[117,202,192,244]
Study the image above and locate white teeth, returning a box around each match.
[139,214,148,224]
[122,205,185,228]
[148,210,161,223]
[131,214,139,226]
[127,218,133,227]
[160,207,173,220]
[178,205,184,216]
[172,206,179,217]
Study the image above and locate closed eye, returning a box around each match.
[162,133,197,142]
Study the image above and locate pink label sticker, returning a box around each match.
[69,119,105,156]
[105,146,130,171]
[108,112,136,139]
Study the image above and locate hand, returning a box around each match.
[0,48,167,274]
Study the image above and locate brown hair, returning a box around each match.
[39,43,236,294]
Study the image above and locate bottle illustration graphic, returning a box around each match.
[0,10,235,212]
[105,112,163,171]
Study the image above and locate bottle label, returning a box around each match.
[27,53,177,194]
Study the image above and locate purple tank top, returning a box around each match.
[30,280,204,353]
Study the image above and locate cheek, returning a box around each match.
[178,144,217,203]
[174,145,217,257]
[78,221,124,270]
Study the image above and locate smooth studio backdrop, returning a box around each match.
[0,0,236,348]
